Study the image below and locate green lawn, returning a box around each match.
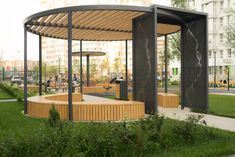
[0,101,45,139]
[0,88,14,99]
[209,94,235,118]
[0,101,235,156]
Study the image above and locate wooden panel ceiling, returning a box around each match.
[27,10,180,41]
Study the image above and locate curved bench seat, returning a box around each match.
[27,93,145,122]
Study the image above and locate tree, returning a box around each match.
[225,19,235,49]
[100,58,110,76]
[168,0,189,61]
[112,57,121,75]
[168,33,181,60]
[171,0,188,9]
[90,63,97,79]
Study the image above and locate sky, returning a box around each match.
[0,0,170,61]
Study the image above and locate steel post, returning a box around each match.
[68,11,73,120]
[24,25,28,114]
[39,35,42,95]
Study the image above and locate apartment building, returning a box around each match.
[169,0,235,83]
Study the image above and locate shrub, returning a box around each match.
[170,80,179,85]
[0,82,35,101]
[48,104,61,128]
[0,113,217,157]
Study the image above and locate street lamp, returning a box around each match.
[214,51,216,88]
[58,56,61,74]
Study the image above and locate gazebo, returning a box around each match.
[23,5,208,121]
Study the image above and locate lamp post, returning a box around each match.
[58,56,61,74]
[214,51,216,88]
[227,66,230,91]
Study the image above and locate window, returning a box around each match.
[227,49,231,58]
[209,67,212,75]
[220,50,223,58]
[209,50,212,59]
[172,68,178,75]
[220,0,224,9]
[220,17,223,26]
[220,34,223,42]
[228,0,230,7]
[219,66,223,74]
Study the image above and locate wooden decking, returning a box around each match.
[27,93,145,122]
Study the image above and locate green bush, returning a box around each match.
[170,80,179,85]
[48,104,61,128]
[0,114,217,157]
[0,82,35,101]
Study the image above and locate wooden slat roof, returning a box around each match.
[25,5,181,41]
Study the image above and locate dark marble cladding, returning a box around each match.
[132,13,157,113]
[181,16,208,111]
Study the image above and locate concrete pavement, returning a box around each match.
[159,106,235,132]
[0,99,17,102]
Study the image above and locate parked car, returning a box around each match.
[11,76,22,85]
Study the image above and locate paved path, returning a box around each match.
[159,107,235,132]
[0,99,17,102]
[210,93,235,96]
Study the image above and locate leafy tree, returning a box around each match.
[168,0,189,61]
[90,63,97,79]
[101,58,110,75]
[171,0,189,9]
[113,57,121,75]
[225,9,235,50]
[168,33,181,60]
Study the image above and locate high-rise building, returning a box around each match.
[169,0,235,83]
[191,0,235,83]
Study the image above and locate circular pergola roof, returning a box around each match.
[72,51,106,57]
[24,5,181,41]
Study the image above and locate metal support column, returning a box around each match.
[181,27,184,110]
[164,35,168,93]
[24,25,28,114]
[39,35,42,95]
[67,11,73,121]
[125,40,128,99]
[80,40,83,94]
[86,55,89,87]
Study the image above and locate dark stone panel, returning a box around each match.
[181,16,208,111]
[132,12,157,114]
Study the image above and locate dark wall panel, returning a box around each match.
[132,11,157,114]
[181,16,208,111]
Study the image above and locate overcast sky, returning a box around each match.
[0,0,170,61]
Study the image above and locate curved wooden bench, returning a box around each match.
[157,93,179,108]
[19,85,39,93]
[27,93,145,122]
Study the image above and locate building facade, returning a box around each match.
[169,0,235,84]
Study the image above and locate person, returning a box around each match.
[73,74,77,83]
[46,77,52,87]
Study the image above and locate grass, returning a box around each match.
[0,101,235,156]
[209,94,235,118]
[0,101,45,139]
[0,88,14,99]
